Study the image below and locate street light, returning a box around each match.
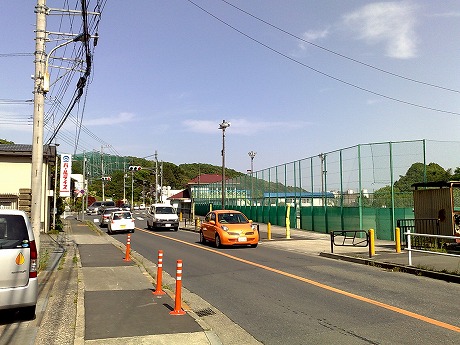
[219,120,231,209]
[248,151,256,202]
[43,33,89,93]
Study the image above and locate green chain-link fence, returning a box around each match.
[194,139,460,240]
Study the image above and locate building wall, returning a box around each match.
[0,156,52,232]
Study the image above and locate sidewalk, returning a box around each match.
[32,216,460,344]
[34,218,224,345]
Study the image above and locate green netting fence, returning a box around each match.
[194,139,460,240]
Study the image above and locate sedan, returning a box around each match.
[199,210,259,248]
[108,211,135,234]
[99,207,121,227]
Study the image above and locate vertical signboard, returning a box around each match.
[60,154,72,197]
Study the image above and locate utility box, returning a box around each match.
[412,181,460,239]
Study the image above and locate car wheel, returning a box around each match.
[173,227,178,232]
[250,243,258,248]
[215,234,222,248]
[20,305,36,320]
[200,230,207,244]
[130,229,135,233]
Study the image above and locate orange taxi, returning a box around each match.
[200,210,259,248]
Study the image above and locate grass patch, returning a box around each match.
[38,248,50,272]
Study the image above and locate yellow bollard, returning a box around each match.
[267,222,272,240]
[179,212,183,222]
[368,228,375,257]
[286,204,291,239]
[209,203,213,212]
[395,227,401,253]
[195,218,200,229]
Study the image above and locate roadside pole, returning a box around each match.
[31,0,47,251]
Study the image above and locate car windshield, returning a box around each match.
[218,213,248,224]
[0,215,29,249]
[156,207,175,214]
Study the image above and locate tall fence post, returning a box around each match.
[286,204,291,239]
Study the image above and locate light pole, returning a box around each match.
[219,120,231,209]
[248,151,256,201]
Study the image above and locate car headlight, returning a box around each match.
[221,225,229,231]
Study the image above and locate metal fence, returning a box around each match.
[194,140,460,241]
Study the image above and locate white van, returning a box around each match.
[146,204,179,231]
[0,209,38,320]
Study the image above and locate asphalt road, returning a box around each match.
[104,213,460,344]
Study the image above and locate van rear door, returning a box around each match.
[0,215,31,288]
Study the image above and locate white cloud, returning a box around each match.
[298,29,329,50]
[183,118,311,135]
[343,1,418,59]
[84,112,136,126]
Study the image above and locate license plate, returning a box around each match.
[238,237,247,242]
[165,224,171,227]
[120,224,126,228]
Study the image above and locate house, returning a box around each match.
[168,174,224,220]
[0,144,57,234]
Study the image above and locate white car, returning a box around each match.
[0,209,38,320]
[108,211,135,234]
[139,203,146,210]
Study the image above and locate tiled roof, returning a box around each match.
[0,144,56,157]
[188,174,223,184]
[169,189,190,199]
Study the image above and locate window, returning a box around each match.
[0,215,28,249]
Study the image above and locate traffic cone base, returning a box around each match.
[170,308,186,316]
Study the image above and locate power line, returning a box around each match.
[187,0,460,116]
[217,0,459,94]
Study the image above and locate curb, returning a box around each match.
[319,252,460,284]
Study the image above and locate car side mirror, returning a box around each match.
[210,220,216,225]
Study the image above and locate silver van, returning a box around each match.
[0,209,38,320]
[146,204,179,231]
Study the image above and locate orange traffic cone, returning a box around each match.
[170,260,186,315]
[153,250,166,296]
[123,233,131,262]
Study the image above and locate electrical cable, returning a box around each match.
[186,0,460,116]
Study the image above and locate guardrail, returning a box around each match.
[330,230,369,254]
[405,232,460,266]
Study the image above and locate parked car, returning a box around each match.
[200,210,259,248]
[139,203,146,210]
[0,209,38,320]
[99,207,121,227]
[146,204,179,231]
[108,211,135,234]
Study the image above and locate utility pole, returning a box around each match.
[81,152,86,220]
[31,0,47,249]
[155,150,158,204]
[123,161,126,202]
[101,146,105,201]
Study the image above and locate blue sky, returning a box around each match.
[1,1,460,173]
